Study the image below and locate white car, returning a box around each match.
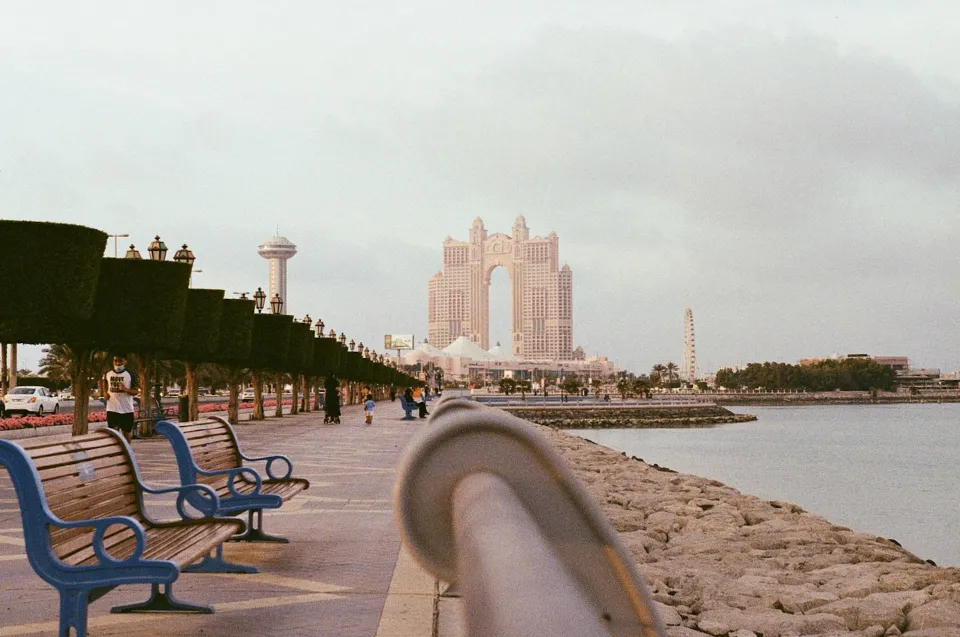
[239,387,256,401]
[3,386,60,416]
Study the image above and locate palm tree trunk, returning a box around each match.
[314,377,322,410]
[227,367,241,424]
[185,361,199,421]
[252,371,264,420]
[301,375,310,412]
[290,373,299,415]
[70,346,91,436]
[137,354,152,435]
[274,373,283,418]
[0,342,6,395]
[9,344,17,389]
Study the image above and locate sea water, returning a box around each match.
[568,403,960,566]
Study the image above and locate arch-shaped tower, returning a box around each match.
[428,218,573,360]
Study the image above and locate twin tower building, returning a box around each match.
[428,216,575,361]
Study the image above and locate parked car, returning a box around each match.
[58,390,74,401]
[166,388,181,398]
[239,387,256,401]
[2,386,60,416]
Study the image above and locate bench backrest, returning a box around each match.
[0,430,144,570]
[160,418,242,498]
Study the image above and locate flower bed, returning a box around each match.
[0,399,294,432]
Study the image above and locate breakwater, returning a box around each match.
[540,423,960,636]
[711,391,960,406]
[502,404,756,429]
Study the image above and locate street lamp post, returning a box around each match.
[253,287,266,313]
[107,233,129,258]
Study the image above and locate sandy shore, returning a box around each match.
[541,424,960,636]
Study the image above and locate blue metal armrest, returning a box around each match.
[139,482,220,519]
[50,514,148,568]
[237,452,293,480]
[193,465,263,497]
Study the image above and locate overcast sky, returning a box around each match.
[3,1,959,376]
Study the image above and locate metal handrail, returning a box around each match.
[393,397,666,637]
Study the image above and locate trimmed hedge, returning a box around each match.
[312,338,343,377]
[285,323,312,373]
[249,313,292,371]
[213,298,255,365]
[0,221,108,343]
[84,258,192,352]
[301,334,315,373]
[340,351,363,380]
[170,289,224,361]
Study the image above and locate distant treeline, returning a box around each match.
[715,359,897,392]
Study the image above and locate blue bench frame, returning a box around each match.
[398,394,417,420]
[155,415,309,545]
[0,431,246,637]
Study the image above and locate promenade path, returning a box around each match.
[0,401,438,637]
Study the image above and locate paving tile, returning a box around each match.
[0,400,435,637]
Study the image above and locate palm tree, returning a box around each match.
[665,362,679,383]
[651,364,666,386]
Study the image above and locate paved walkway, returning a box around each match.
[0,400,438,637]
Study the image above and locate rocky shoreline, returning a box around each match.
[539,424,960,636]
[503,405,757,429]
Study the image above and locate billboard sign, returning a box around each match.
[385,334,415,350]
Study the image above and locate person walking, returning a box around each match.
[364,393,375,425]
[105,353,139,442]
[323,376,341,424]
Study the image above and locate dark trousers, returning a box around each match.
[418,402,428,418]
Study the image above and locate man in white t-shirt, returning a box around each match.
[104,354,139,441]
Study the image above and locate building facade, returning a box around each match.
[428,217,573,360]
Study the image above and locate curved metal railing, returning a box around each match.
[393,397,666,637]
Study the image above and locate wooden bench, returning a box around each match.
[398,394,417,420]
[0,429,247,637]
[133,397,178,438]
[155,415,309,543]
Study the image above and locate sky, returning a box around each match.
[2,1,959,377]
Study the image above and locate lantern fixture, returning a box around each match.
[173,243,196,267]
[315,318,325,337]
[124,244,142,259]
[253,287,267,313]
[349,339,356,351]
[147,235,168,261]
[302,314,312,325]
[270,293,283,314]
[339,333,347,346]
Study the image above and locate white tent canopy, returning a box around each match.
[442,335,495,360]
[487,341,517,362]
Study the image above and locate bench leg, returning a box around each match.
[228,509,290,543]
[183,543,259,574]
[59,588,90,637]
[110,583,213,614]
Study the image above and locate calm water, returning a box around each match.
[568,403,960,566]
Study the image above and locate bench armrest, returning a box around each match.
[238,453,293,480]
[53,515,147,565]
[141,482,220,518]
[195,466,264,497]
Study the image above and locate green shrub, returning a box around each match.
[213,298,255,365]
[0,221,107,343]
[170,289,224,361]
[249,314,292,370]
[83,258,192,352]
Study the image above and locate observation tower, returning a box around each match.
[257,233,297,312]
